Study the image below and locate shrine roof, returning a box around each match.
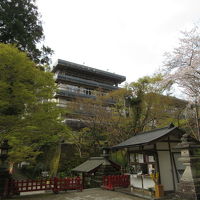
[112,124,184,149]
[72,157,105,173]
[72,157,120,173]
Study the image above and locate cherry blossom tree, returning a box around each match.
[162,26,200,140]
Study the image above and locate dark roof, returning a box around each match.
[112,124,184,149]
[72,157,121,173]
[52,59,126,84]
[72,157,105,173]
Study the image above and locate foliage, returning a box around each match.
[0,0,53,65]
[162,25,200,140]
[162,26,200,100]
[110,149,128,168]
[0,43,68,164]
[125,75,187,133]
[67,76,187,160]
[67,96,113,157]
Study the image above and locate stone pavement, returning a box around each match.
[7,188,145,200]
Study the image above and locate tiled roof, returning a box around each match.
[53,59,126,83]
[72,157,105,173]
[112,124,184,149]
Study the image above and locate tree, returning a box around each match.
[126,75,186,132]
[67,76,186,152]
[162,26,200,100]
[0,43,68,168]
[0,0,53,65]
[67,95,113,157]
[162,26,200,140]
[108,75,187,138]
[64,74,187,172]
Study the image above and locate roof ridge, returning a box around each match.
[57,59,126,80]
[136,125,175,136]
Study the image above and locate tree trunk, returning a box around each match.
[50,142,61,177]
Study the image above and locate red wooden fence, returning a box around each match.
[6,177,82,196]
[102,175,130,190]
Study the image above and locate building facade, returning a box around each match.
[112,124,185,196]
[52,59,126,127]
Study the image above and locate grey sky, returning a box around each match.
[37,0,200,83]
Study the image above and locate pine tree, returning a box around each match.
[0,0,53,65]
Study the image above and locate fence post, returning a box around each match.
[76,177,82,191]
[108,176,113,190]
[102,176,105,188]
[53,177,59,194]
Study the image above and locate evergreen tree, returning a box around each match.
[0,0,53,65]
[0,43,68,165]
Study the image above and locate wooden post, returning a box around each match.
[53,177,59,194]
[168,137,176,191]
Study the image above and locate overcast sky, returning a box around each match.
[36,0,200,84]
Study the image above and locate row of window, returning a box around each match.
[130,153,155,163]
[58,84,107,96]
[57,71,114,86]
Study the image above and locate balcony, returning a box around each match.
[56,89,96,99]
[55,74,118,91]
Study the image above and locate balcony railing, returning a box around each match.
[56,89,96,99]
[56,90,116,105]
[56,74,118,91]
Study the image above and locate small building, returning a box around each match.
[112,124,185,195]
[72,149,121,188]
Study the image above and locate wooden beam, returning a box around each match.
[172,152,179,183]
[159,140,180,143]
[168,137,176,191]
[154,144,161,184]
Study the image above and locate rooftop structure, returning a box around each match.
[53,59,126,107]
[53,59,126,86]
[112,123,183,149]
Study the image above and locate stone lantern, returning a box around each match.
[102,147,110,159]
[175,133,200,200]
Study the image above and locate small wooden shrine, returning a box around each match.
[112,124,185,195]
[72,148,121,188]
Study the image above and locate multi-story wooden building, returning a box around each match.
[52,59,126,127]
[53,59,126,103]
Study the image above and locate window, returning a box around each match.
[129,152,156,175]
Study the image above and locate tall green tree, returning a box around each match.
[127,75,187,132]
[100,75,187,145]
[0,0,53,65]
[0,43,68,166]
[67,75,187,156]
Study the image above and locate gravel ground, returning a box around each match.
[7,188,145,200]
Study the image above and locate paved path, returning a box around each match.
[8,188,144,200]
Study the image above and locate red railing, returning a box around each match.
[6,177,82,196]
[102,175,130,190]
